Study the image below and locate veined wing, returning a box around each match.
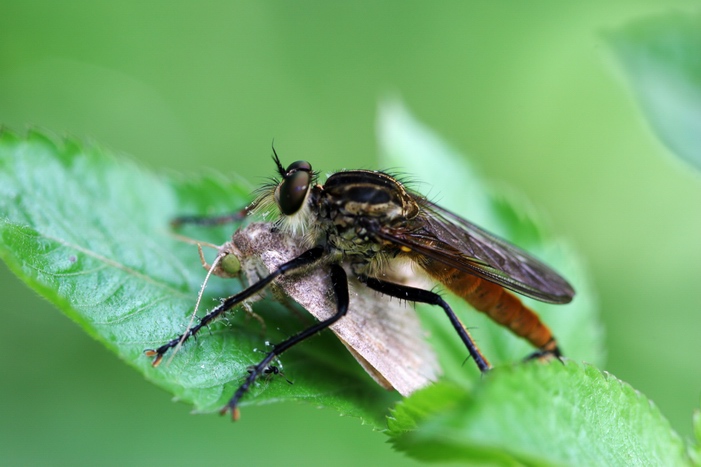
[377,199,575,304]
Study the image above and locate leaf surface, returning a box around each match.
[387,362,690,466]
[0,128,397,426]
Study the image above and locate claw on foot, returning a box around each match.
[219,405,241,421]
[143,349,163,367]
[525,345,563,364]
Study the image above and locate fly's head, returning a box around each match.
[251,148,318,239]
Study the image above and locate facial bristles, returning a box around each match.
[249,181,316,240]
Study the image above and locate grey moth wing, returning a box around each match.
[222,222,441,396]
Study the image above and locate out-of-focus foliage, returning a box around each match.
[607,11,701,171]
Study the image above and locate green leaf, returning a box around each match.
[606,12,701,171]
[0,128,397,427]
[388,361,691,466]
[0,100,604,443]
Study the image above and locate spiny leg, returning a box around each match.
[360,276,492,373]
[252,364,293,385]
[221,263,350,420]
[144,246,325,366]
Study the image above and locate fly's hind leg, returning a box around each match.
[359,276,491,373]
[524,338,564,363]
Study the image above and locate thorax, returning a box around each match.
[312,170,418,273]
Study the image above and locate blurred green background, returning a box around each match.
[1,2,700,465]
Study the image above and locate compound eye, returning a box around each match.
[286,160,312,173]
[276,169,312,215]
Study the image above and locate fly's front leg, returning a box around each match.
[221,263,350,420]
[360,276,492,373]
[144,247,325,366]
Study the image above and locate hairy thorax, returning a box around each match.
[313,169,419,276]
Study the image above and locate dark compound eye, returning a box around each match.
[286,160,312,173]
[276,161,312,215]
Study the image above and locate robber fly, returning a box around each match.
[146,150,574,420]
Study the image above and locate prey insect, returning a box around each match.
[201,222,441,397]
[146,149,574,420]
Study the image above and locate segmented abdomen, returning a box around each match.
[423,261,556,349]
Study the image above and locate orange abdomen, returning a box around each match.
[424,261,556,350]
